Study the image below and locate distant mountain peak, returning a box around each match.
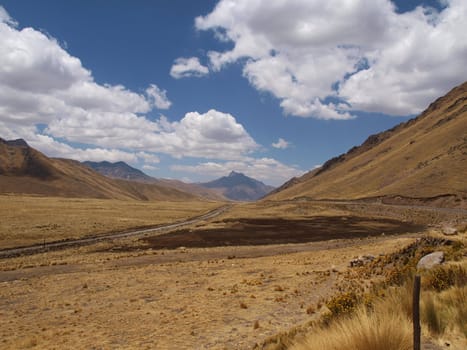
[227,171,250,180]
[83,160,154,182]
[0,138,29,147]
[200,171,275,201]
[0,137,57,180]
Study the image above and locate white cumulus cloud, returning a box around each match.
[140,109,259,160]
[0,8,258,164]
[146,84,172,110]
[196,0,467,118]
[0,5,302,180]
[0,6,17,27]
[0,9,162,129]
[170,57,209,79]
[272,138,290,149]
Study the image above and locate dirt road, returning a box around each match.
[0,204,231,259]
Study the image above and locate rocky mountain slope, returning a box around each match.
[267,82,467,208]
[83,161,154,182]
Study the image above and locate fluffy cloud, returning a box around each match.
[0,7,257,166]
[172,157,304,186]
[3,106,258,163]
[170,57,209,78]
[0,6,306,186]
[145,110,259,160]
[0,8,156,130]
[272,138,290,149]
[146,84,172,110]
[0,5,17,26]
[41,109,258,160]
[196,0,467,117]
[155,110,259,159]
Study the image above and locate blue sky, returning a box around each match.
[0,0,465,186]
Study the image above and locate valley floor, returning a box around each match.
[1,235,418,350]
[0,198,465,349]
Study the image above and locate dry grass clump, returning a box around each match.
[291,298,412,350]
[433,286,467,337]
[420,264,467,338]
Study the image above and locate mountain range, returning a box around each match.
[1,81,465,206]
[267,81,467,208]
[0,140,273,201]
[84,162,274,201]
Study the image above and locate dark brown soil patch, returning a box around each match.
[141,216,425,250]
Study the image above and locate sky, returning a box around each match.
[0,0,466,186]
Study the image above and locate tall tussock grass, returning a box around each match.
[291,260,466,350]
[290,292,412,350]
[421,284,466,338]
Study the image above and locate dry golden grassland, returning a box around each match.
[215,199,466,227]
[219,200,350,219]
[0,236,417,350]
[0,195,220,249]
[1,197,465,349]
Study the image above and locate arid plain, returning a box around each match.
[1,196,466,350]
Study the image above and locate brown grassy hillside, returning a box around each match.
[268,82,467,207]
[0,139,199,201]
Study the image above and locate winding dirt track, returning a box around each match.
[0,204,232,259]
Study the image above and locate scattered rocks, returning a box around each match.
[442,225,458,236]
[349,254,375,267]
[417,251,444,270]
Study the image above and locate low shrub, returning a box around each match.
[423,265,466,292]
[325,291,359,317]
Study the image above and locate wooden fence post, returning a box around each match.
[413,275,421,350]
